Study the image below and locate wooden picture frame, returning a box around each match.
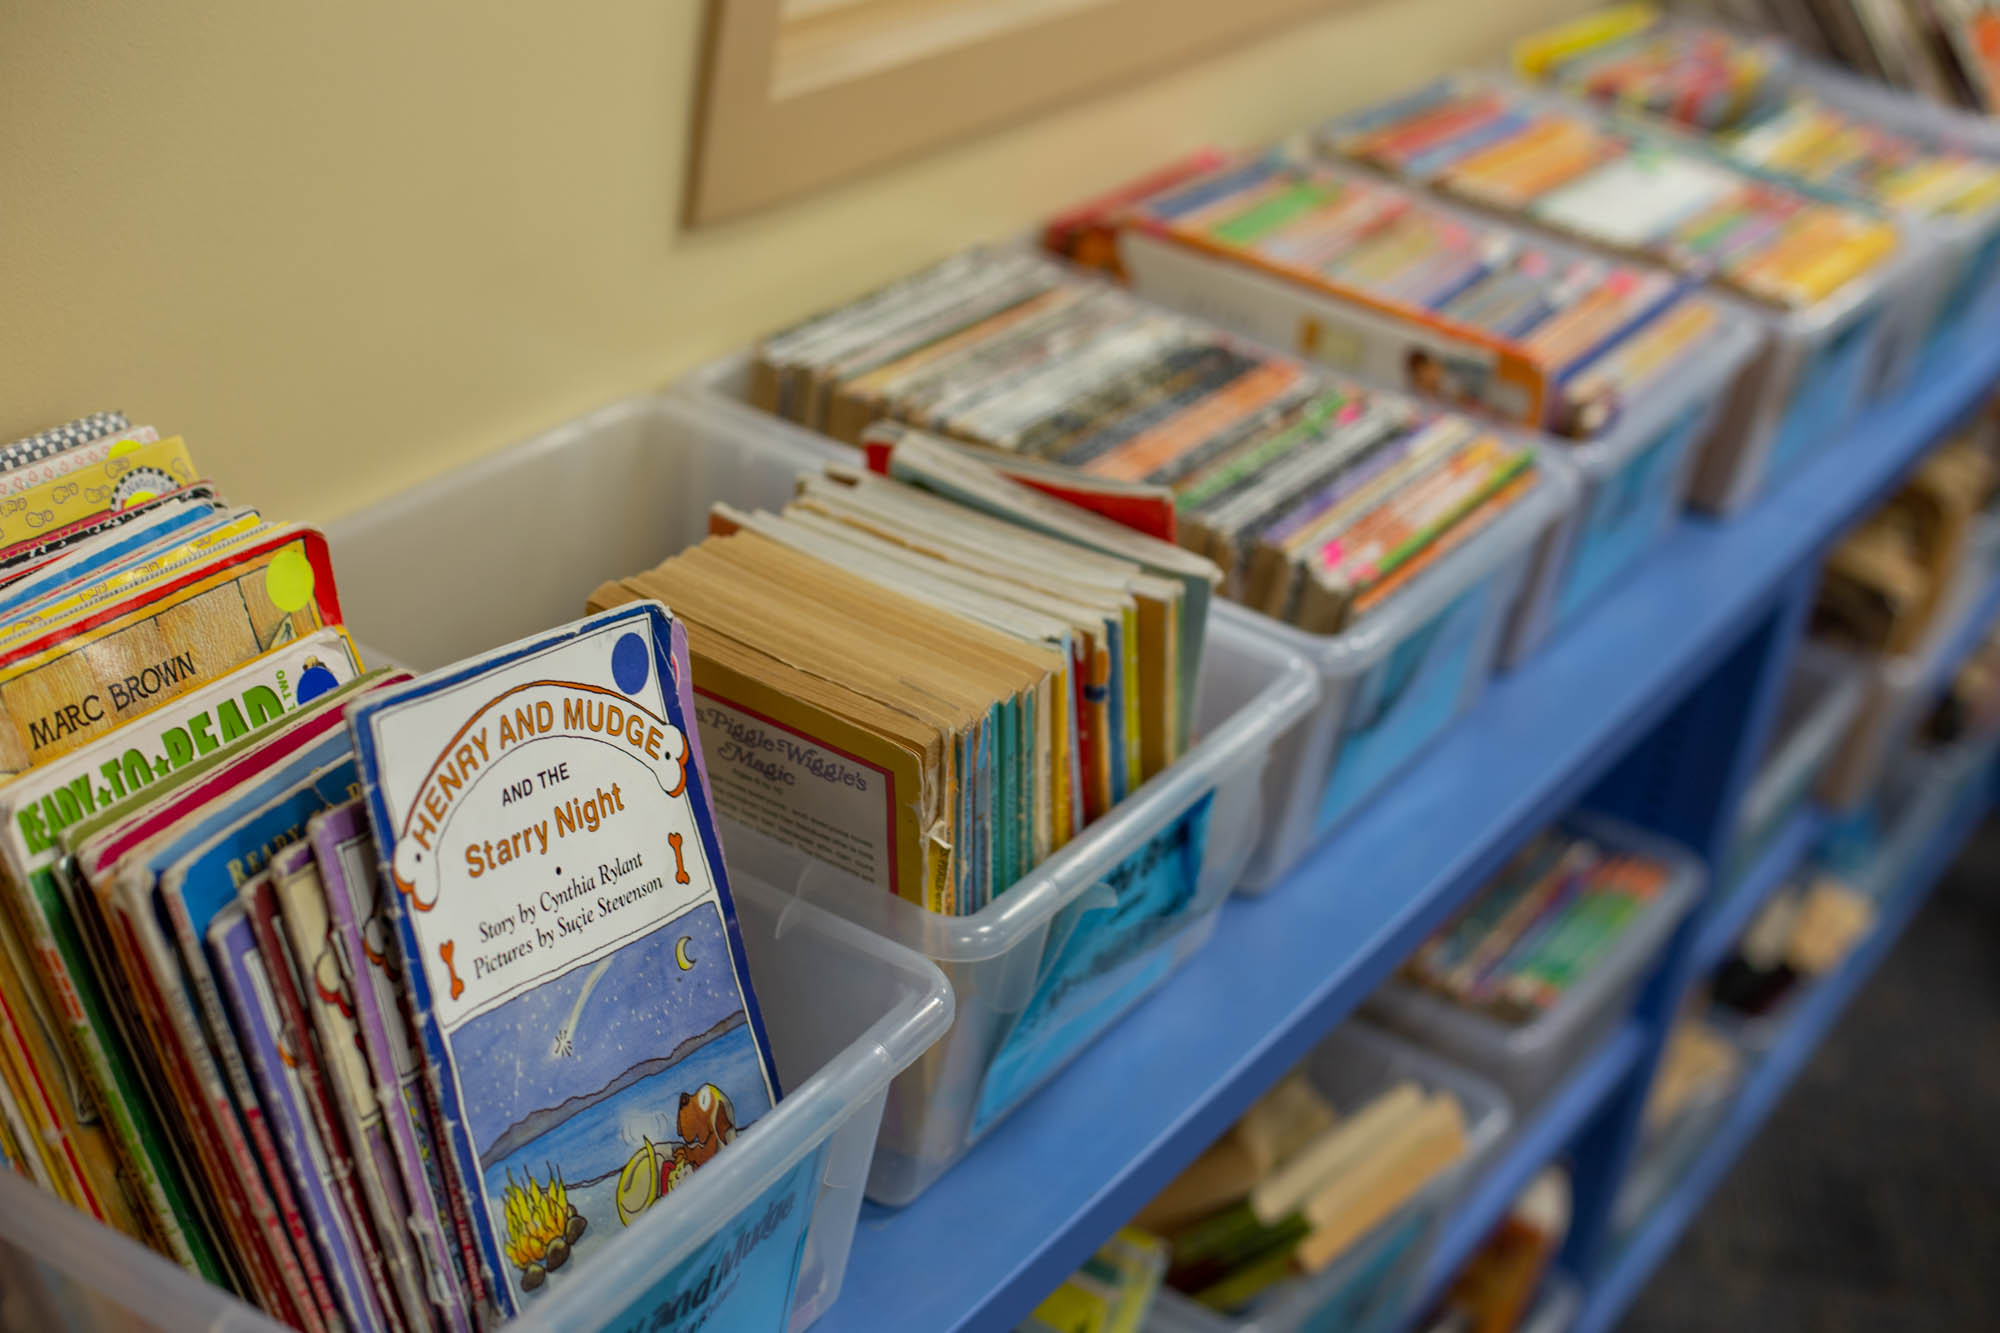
[688,0,1345,224]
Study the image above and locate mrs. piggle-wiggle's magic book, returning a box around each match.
[348,601,780,1316]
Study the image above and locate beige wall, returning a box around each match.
[1,0,1590,523]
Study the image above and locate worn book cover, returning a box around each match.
[0,527,343,774]
[349,602,780,1315]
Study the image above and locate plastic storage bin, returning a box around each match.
[326,392,1320,1206]
[1141,1023,1511,1333]
[1236,455,1571,891]
[1501,309,1761,665]
[1611,1053,1742,1236]
[1316,75,1928,515]
[1725,734,1996,1056]
[1719,643,1866,891]
[681,344,1573,898]
[1783,61,2000,372]
[1082,156,1759,670]
[1823,733,2000,904]
[0,871,952,1333]
[1365,814,1703,1109]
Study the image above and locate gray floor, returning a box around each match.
[1622,816,2000,1331]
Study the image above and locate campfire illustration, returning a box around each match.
[501,1164,587,1291]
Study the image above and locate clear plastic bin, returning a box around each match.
[0,871,952,1333]
[1724,733,1997,1056]
[326,392,1320,1206]
[1315,75,1928,515]
[679,345,1572,899]
[1078,157,1759,670]
[1365,814,1703,1110]
[1611,1047,1742,1236]
[1140,1023,1511,1333]
[1235,454,1573,892]
[1501,310,1762,665]
[1825,733,2000,904]
[1782,61,2000,374]
[1719,642,1866,891]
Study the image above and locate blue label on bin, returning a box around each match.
[971,794,1215,1135]
[1554,407,1701,627]
[600,1141,823,1333]
[1316,580,1493,834]
[1766,310,1879,483]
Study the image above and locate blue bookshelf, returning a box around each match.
[814,332,2000,1333]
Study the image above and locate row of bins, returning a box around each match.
[0,362,1718,1332]
[13,69,2000,1333]
[9,295,1995,1332]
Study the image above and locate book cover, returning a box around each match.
[348,602,780,1314]
[0,528,344,774]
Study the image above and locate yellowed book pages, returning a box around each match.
[596,579,952,912]
[1136,1072,1338,1232]
[1249,1079,1426,1225]
[1294,1091,1466,1274]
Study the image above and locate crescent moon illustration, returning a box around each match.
[674,936,696,971]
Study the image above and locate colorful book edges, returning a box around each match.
[1323,76,1902,311]
[1069,151,1714,439]
[1402,827,1670,1023]
[748,249,1542,634]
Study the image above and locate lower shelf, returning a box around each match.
[1414,1024,1647,1305]
[1570,792,1989,1333]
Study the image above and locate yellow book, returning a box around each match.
[0,434,199,547]
[0,529,341,775]
[1512,3,1660,76]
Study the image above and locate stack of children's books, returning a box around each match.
[591,435,1214,914]
[1398,828,1672,1024]
[1135,1061,1469,1315]
[0,414,781,1329]
[1520,10,2000,228]
[748,249,1546,634]
[1515,5,1792,130]
[1321,76,1903,313]
[1053,151,1730,440]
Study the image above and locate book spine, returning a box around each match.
[166,893,340,1328]
[246,891,402,1333]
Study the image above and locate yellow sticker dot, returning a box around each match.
[264,547,315,613]
[120,490,159,508]
[107,437,140,460]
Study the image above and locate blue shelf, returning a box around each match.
[817,334,2000,1333]
[1693,806,1827,973]
[1571,792,1989,1333]
[1415,1024,1648,1303]
[1925,567,2000,698]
